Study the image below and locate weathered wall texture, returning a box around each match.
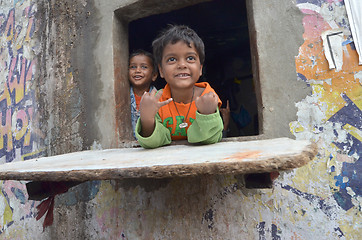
[289,0,362,237]
[0,0,361,239]
[0,0,43,237]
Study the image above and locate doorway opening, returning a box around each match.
[128,0,259,137]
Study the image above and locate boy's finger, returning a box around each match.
[226,100,230,110]
[155,89,163,100]
[203,92,213,98]
[158,98,173,107]
[195,96,200,103]
[150,88,158,96]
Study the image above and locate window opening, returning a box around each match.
[128,0,259,138]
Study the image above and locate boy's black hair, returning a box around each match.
[152,25,205,66]
[129,49,157,74]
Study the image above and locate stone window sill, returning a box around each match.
[0,138,317,182]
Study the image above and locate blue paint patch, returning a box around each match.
[257,221,266,238]
[342,39,352,46]
[272,224,281,240]
[333,134,361,160]
[56,181,101,206]
[257,222,282,239]
[318,198,336,217]
[340,158,362,196]
[333,191,354,211]
[328,94,362,129]
[201,182,241,231]
[327,94,362,209]
[337,16,351,34]
[281,184,337,218]
[297,73,309,86]
[13,0,25,7]
[334,175,349,189]
[11,187,26,204]
[334,227,345,238]
[349,41,357,50]
[333,129,339,138]
[203,208,214,229]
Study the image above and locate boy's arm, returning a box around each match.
[187,108,223,144]
[187,91,223,144]
[135,114,172,149]
[139,89,172,137]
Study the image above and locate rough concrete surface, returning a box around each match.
[0,138,317,181]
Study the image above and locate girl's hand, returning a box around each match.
[195,92,218,115]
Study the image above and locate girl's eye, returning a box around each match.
[129,65,137,69]
[141,65,148,69]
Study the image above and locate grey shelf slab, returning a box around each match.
[0,138,317,181]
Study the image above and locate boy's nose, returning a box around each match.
[177,61,187,69]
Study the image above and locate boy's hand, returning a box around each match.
[195,92,219,115]
[139,89,172,137]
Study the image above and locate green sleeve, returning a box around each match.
[135,114,172,149]
[187,108,223,144]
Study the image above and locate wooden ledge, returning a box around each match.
[0,138,317,181]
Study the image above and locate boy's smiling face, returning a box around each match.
[159,41,203,91]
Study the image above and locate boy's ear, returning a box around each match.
[158,64,164,78]
[152,72,157,82]
[199,64,203,77]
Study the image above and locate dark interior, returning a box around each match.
[128,0,258,137]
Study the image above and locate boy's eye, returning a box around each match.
[141,65,148,69]
[129,65,137,69]
[187,56,196,62]
[166,57,176,63]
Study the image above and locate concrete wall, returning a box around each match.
[0,0,361,239]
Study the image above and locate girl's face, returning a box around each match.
[129,54,157,90]
[158,41,203,91]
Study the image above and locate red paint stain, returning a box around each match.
[224,150,261,161]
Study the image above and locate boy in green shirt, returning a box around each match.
[135,25,223,148]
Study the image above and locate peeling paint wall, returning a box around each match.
[289,0,362,237]
[0,0,43,237]
[0,0,361,239]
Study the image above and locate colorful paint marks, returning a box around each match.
[291,0,362,238]
[0,0,43,235]
[0,1,43,164]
